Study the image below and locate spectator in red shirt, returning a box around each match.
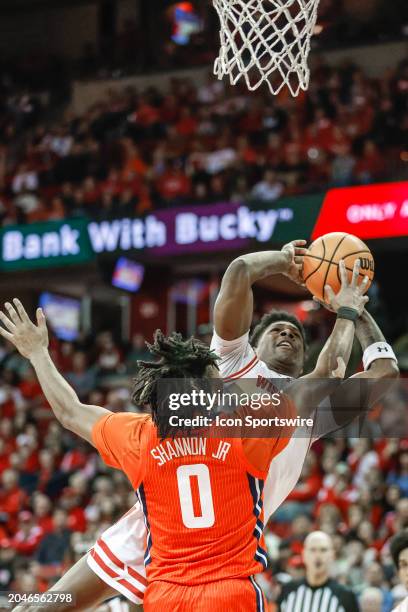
[0,469,27,531]
[11,510,44,557]
[156,161,191,205]
[132,97,161,128]
[100,168,124,198]
[120,140,148,182]
[0,418,16,456]
[175,107,198,138]
[354,140,385,184]
[0,438,10,473]
[18,367,43,404]
[32,493,53,534]
[59,487,87,533]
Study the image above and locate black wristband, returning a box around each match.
[337,306,359,322]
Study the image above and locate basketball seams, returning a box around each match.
[336,249,371,258]
[306,256,374,277]
[303,235,374,301]
[303,238,326,282]
[305,250,372,265]
[321,234,348,298]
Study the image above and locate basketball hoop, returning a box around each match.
[212,0,320,96]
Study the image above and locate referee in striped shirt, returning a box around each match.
[277,531,359,612]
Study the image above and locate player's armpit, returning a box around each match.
[66,402,111,445]
[92,412,151,485]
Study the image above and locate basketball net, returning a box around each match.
[212,0,320,96]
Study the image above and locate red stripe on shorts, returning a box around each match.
[118,579,145,600]
[91,549,119,579]
[127,565,148,587]
[97,538,125,570]
[91,550,145,601]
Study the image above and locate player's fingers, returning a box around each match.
[36,308,47,329]
[362,295,369,305]
[12,298,30,323]
[0,324,13,342]
[291,239,307,246]
[339,260,348,286]
[4,302,20,325]
[324,285,336,304]
[350,259,361,288]
[0,310,16,332]
[313,296,325,306]
[358,275,370,294]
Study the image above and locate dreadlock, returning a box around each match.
[250,310,307,348]
[132,330,219,439]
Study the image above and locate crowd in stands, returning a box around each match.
[0,56,406,226]
[0,305,407,610]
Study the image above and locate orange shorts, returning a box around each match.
[143,577,267,611]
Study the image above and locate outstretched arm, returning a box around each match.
[0,299,109,444]
[214,240,307,340]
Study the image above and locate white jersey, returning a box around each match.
[394,597,408,612]
[210,330,315,519]
[87,330,315,603]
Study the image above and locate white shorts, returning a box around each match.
[87,504,147,604]
[88,434,312,604]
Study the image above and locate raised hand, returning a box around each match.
[281,239,307,286]
[323,259,370,315]
[0,299,49,360]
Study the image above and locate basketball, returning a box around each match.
[303,232,375,302]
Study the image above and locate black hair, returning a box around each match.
[132,330,219,439]
[390,530,408,568]
[250,310,307,349]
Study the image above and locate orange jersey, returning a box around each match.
[144,577,268,611]
[92,406,294,587]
